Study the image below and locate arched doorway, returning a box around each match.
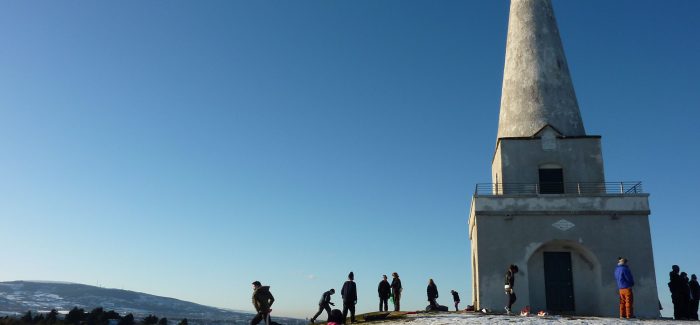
[525,240,602,315]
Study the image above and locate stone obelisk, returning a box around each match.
[498,0,585,138]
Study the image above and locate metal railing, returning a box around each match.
[474,182,644,196]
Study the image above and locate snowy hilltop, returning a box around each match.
[378,313,673,324]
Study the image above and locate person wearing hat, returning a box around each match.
[251,281,275,325]
[614,258,635,319]
[341,272,358,323]
[310,288,335,323]
[390,272,402,311]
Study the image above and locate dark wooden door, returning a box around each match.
[543,252,575,312]
[539,168,564,194]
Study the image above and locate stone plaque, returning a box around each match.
[552,219,575,231]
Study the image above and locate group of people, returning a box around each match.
[669,265,700,320]
[599,259,700,321]
[376,273,403,312]
[308,272,462,324]
[249,260,700,324]
[248,268,489,325]
[309,271,362,324]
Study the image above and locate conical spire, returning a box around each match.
[497,0,585,138]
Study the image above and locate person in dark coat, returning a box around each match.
[341,272,357,323]
[310,289,335,323]
[390,272,402,311]
[251,281,275,325]
[377,275,391,312]
[327,309,344,325]
[504,264,519,315]
[670,265,685,320]
[451,290,461,311]
[427,279,439,310]
[681,272,692,319]
[614,257,635,319]
[690,274,700,321]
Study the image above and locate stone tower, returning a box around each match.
[468,0,659,317]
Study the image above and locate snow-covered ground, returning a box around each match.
[390,313,675,325]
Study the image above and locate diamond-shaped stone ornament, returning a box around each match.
[552,219,575,231]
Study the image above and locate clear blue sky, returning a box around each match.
[1,0,698,319]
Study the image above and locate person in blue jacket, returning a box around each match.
[614,257,635,319]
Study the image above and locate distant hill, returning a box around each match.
[0,281,302,324]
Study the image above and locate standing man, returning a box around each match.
[450,290,461,311]
[310,289,335,323]
[681,272,692,319]
[504,264,518,315]
[614,257,635,319]
[341,272,357,323]
[378,275,391,312]
[390,272,402,311]
[690,274,700,320]
[426,279,439,310]
[670,265,684,320]
[251,281,275,325]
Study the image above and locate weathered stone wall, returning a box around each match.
[492,136,605,187]
[469,195,659,318]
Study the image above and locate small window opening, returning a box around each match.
[539,168,564,194]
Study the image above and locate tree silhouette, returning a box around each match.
[86,307,105,325]
[117,313,135,325]
[104,310,121,321]
[20,311,32,324]
[64,307,86,324]
[157,317,168,325]
[142,315,159,325]
[45,309,59,324]
[32,313,44,324]
[177,318,188,325]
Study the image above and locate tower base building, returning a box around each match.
[468,0,659,318]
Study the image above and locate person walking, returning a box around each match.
[670,265,685,320]
[614,257,635,319]
[390,272,402,311]
[378,275,391,312]
[251,281,275,325]
[451,290,461,311]
[427,279,439,310]
[690,274,700,320]
[341,272,358,323]
[504,264,518,315]
[310,289,335,323]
